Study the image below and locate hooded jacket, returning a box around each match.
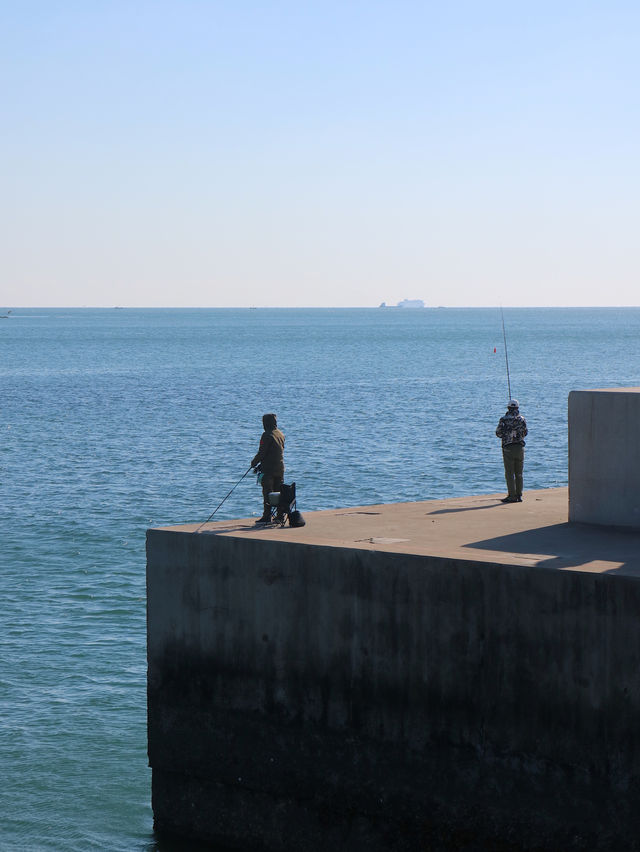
[496,407,528,448]
[251,413,285,477]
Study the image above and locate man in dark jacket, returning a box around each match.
[251,413,285,523]
[496,399,528,503]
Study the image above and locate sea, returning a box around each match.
[3,306,640,851]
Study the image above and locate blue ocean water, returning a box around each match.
[2,306,640,850]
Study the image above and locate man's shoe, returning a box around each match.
[516,496,523,502]
[255,515,272,524]
[501,496,517,503]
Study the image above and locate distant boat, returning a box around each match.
[379,299,425,309]
[0,309,13,318]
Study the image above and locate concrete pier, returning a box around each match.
[147,488,640,851]
[569,386,640,529]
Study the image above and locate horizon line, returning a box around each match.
[3,304,640,311]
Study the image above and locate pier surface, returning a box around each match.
[161,486,640,575]
[147,487,640,851]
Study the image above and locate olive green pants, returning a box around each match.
[502,443,525,498]
[261,473,283,517]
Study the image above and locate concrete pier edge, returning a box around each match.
[147,486,640,851]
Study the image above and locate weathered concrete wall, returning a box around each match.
[569,387,640,528]
[147,525,640,851]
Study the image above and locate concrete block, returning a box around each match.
[147,493,640,850]
[569,387,640,528]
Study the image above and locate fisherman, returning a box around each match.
[496,399,528,503]
[251,413,285,524]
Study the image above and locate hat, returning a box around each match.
[507,399,519,409]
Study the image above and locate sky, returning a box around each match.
[2,0,639,307]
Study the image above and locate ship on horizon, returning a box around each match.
[379,299,425,309]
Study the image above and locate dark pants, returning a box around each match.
[502,443,524,498]
[261,473,283,517]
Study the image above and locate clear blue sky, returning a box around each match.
[3,1,639,307]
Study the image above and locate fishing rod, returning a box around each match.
[500,306,512,401]
[196,465,254,532]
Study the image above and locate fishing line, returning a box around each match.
[196,465,254,532]
[500,306,512,401]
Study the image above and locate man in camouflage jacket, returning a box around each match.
[496,400,528,503]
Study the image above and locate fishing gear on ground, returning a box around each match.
[253,464,305,527]
[197,463,305,530]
